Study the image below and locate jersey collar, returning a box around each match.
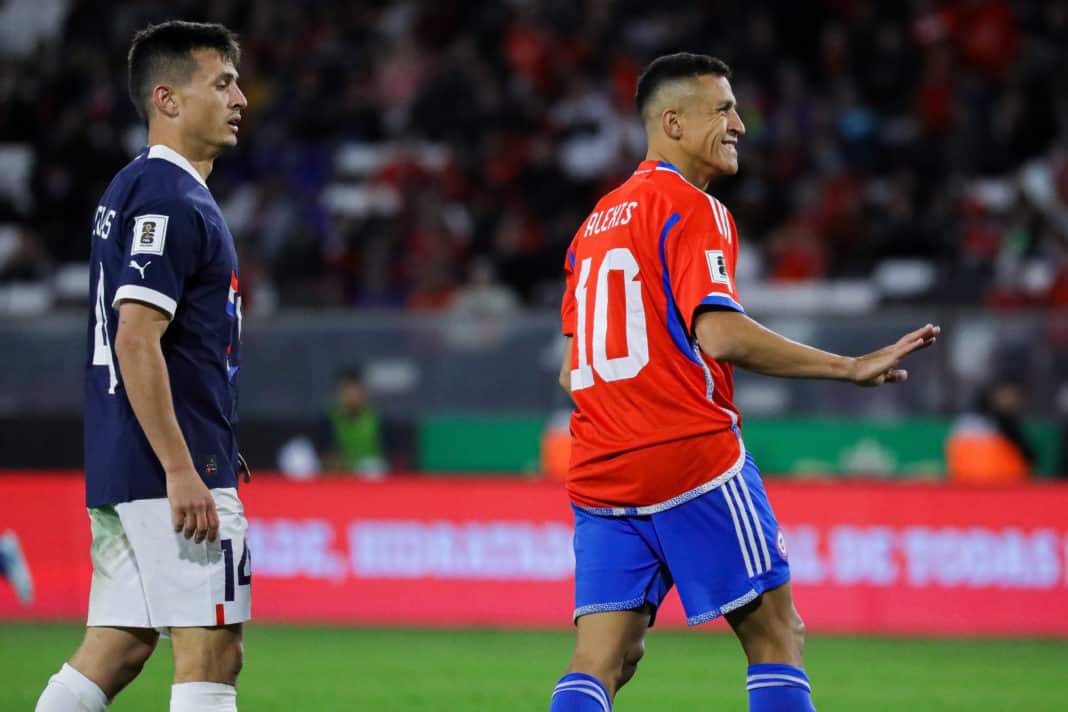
[147,144,208,189]
[635,159,685,177]
[635,159,706,190]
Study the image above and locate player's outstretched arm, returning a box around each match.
[694,309,939,386]
[115,301,219,543]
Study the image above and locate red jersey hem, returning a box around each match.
[568,438,748,515]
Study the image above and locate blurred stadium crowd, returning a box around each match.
[1,0,1067,316]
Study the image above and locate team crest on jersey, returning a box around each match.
[776,528,788,560]
[131,214,168,256]
[705,249,731,289]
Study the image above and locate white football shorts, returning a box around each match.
[86,487,251,631]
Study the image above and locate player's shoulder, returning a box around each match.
[651,175,735,244]
[650,167,728,216]
[696,190,735,240]
[125,146,210,213]
[102,153,183,220]
[143,145,207,185]
[115,154,214,258]
[590,172,638,208]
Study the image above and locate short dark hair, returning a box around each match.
[336,365,365,385]
[128,20,241,121]
[635,53,732,120]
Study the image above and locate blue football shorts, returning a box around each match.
[572,452,791,626]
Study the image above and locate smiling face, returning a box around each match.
[675,74,745,177]
[170,48,247,153]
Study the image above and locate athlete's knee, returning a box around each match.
[208,636,244,685]
[729,587,808,666]
[570,636,645,694]
[172,628,243,685]
[617,638,645,689]
[229,637,245,680]
[568,649,621,695]
[69,631,158,696]
[789,611,806,650]
[117,637,157,679]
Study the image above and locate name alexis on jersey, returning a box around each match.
[583,201,639,237]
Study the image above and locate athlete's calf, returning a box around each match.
[551,608,651,711]
[728,584,815,712]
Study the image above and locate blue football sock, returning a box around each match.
[747,664,816,711]
[549,672,612,711]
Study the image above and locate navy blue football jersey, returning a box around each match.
[84,145,241,506]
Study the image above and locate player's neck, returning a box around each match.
[644,148,712,190]
[146,131,216,182]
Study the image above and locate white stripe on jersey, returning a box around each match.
[691,339,715,402]
[708,194,726,235]
[655,164,733,244]
[113,284,177,319]
[715,198,732,243]
[691,337,740,426]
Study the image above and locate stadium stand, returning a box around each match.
[0,0,1066,315]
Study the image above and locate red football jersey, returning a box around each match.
[561,160,746,513]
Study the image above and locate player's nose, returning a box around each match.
[729,109,745,136]
[231,84,248,109]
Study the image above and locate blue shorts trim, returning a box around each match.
[573,596,647,619]
[572,453,790,627]
[686,587,760,626]
[576,430,746,516]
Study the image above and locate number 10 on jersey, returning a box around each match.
[571,247,649,391]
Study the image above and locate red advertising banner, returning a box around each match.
[2,472,1067,635]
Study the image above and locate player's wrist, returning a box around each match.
[163,462,198,481]
[834,355,858,382]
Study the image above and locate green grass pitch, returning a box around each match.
[2,623,1065,710]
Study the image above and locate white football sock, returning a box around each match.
[35,663,108,711]
[170,681,237,712]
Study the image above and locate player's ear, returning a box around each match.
[661,109,683,141]
[152,84,180,119]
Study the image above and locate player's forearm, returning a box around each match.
[114,332,196,475]
[695,310,854,380]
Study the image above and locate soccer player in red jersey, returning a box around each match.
[548,53,939,712]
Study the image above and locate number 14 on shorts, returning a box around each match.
[221,537,251,602]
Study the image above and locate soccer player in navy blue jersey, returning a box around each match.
[36,21,252,712]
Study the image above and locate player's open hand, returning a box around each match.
[166,470,219,543]
[848,323,940,387]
